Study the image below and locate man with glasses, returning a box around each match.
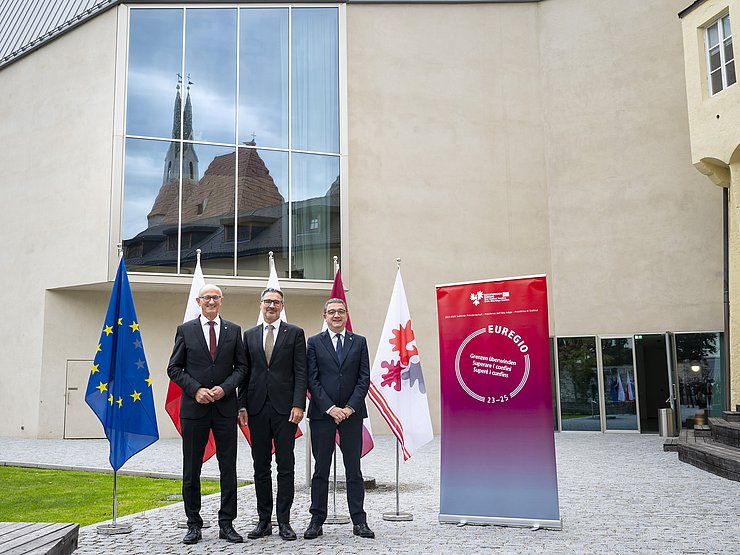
[167,284,247,545]
[238,288,307,541]
[304,298,374,540]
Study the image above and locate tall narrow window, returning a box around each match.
[706,14,736,95]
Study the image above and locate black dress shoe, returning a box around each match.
[278,523,297,541]
[303,521,323,540]
[219,524,244,543]
[247,520,272,539]
[182,526,201,544]
[353,522,375,539]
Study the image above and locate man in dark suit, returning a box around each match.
[238,288,307,541]
[304,298,375,540]
[167,284,248,545]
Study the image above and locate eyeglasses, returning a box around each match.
[199,295,222,302]
[326,309,347,316]
[262,299,283,306]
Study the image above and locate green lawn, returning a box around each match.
[0,466,244,527]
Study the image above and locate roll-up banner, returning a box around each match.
[436,275,561,529]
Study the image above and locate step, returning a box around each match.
[694,424,712,437]
[709,417,740,449]
[0,522,79,555]
[723,411,740,424]
[677,438,740,482]
[663,437,678,452]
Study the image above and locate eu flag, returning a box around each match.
[85,259,159,470]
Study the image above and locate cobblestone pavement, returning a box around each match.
[1,433,739,554]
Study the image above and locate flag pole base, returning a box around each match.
[97,523,132,535]
[383,511,413,522]
[324,514,351,525]
[177,520,211,529]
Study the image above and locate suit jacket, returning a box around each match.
[167,316,247,419]
[306,330,369,420]
[238,321,307,415]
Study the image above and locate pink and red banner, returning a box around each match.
[436,275,561,529]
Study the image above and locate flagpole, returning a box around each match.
[97,469,133,534]
[97,249,134,535]
[382,258,413,522]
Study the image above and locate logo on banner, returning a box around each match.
[454,324,530,404]
[470,290,510,306]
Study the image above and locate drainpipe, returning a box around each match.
[724,186,731,411]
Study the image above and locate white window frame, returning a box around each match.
[705,13,736,96]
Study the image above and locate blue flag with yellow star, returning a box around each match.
[85,259,159,470]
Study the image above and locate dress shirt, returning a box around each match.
[199,315,221,345]
[326,329,353,415]
[263,322,277,350]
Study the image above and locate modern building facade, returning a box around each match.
[0,0,732,440]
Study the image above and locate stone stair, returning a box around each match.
[665,404,740,481]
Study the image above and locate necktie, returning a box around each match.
[265,324,274,364]
[207,321,217,361]
[336,333,344,363]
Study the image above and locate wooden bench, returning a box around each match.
[0,522,78,555]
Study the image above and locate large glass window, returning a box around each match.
[706,14,736,96]
[556,337,600,431]
[674,332,724,426]
[121,5,341,280]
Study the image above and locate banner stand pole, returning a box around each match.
[98,470,132,534]
[325,445,350,524]
[383,439,412,521]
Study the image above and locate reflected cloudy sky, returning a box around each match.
[123,6,340,261]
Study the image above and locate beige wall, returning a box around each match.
[540,0,723,336]
[0,9,119,437]
[681,0,740,408]
[0,1,728,437]
[346,0,723,433]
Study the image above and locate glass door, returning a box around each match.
[599,337,639,432]
[673,332,724,429]
[556,336,600,431]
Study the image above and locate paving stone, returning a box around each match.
[1,434,740,553]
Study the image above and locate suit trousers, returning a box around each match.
[248,398,298,523]
[181,410,238,528]
[309,417,366,525]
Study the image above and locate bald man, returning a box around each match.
[167,284,248,545]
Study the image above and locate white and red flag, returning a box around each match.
[258,252,287,325]
[164,255,217,461]
[322,266,375,457]
[617,372,626,402]
[626,372,634,402]
[369,268,433,460]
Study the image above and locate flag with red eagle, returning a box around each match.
[369,268,433,460]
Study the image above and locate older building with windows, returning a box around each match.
[680,0,740,417]
[0,0,734,440]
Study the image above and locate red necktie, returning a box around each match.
[208,321,217,361]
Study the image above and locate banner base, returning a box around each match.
[439,513,562,531]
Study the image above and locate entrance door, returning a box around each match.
[633,334,671,433]
[673,332,724,429]
[64,360,105,439]
[598,337,639,431]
